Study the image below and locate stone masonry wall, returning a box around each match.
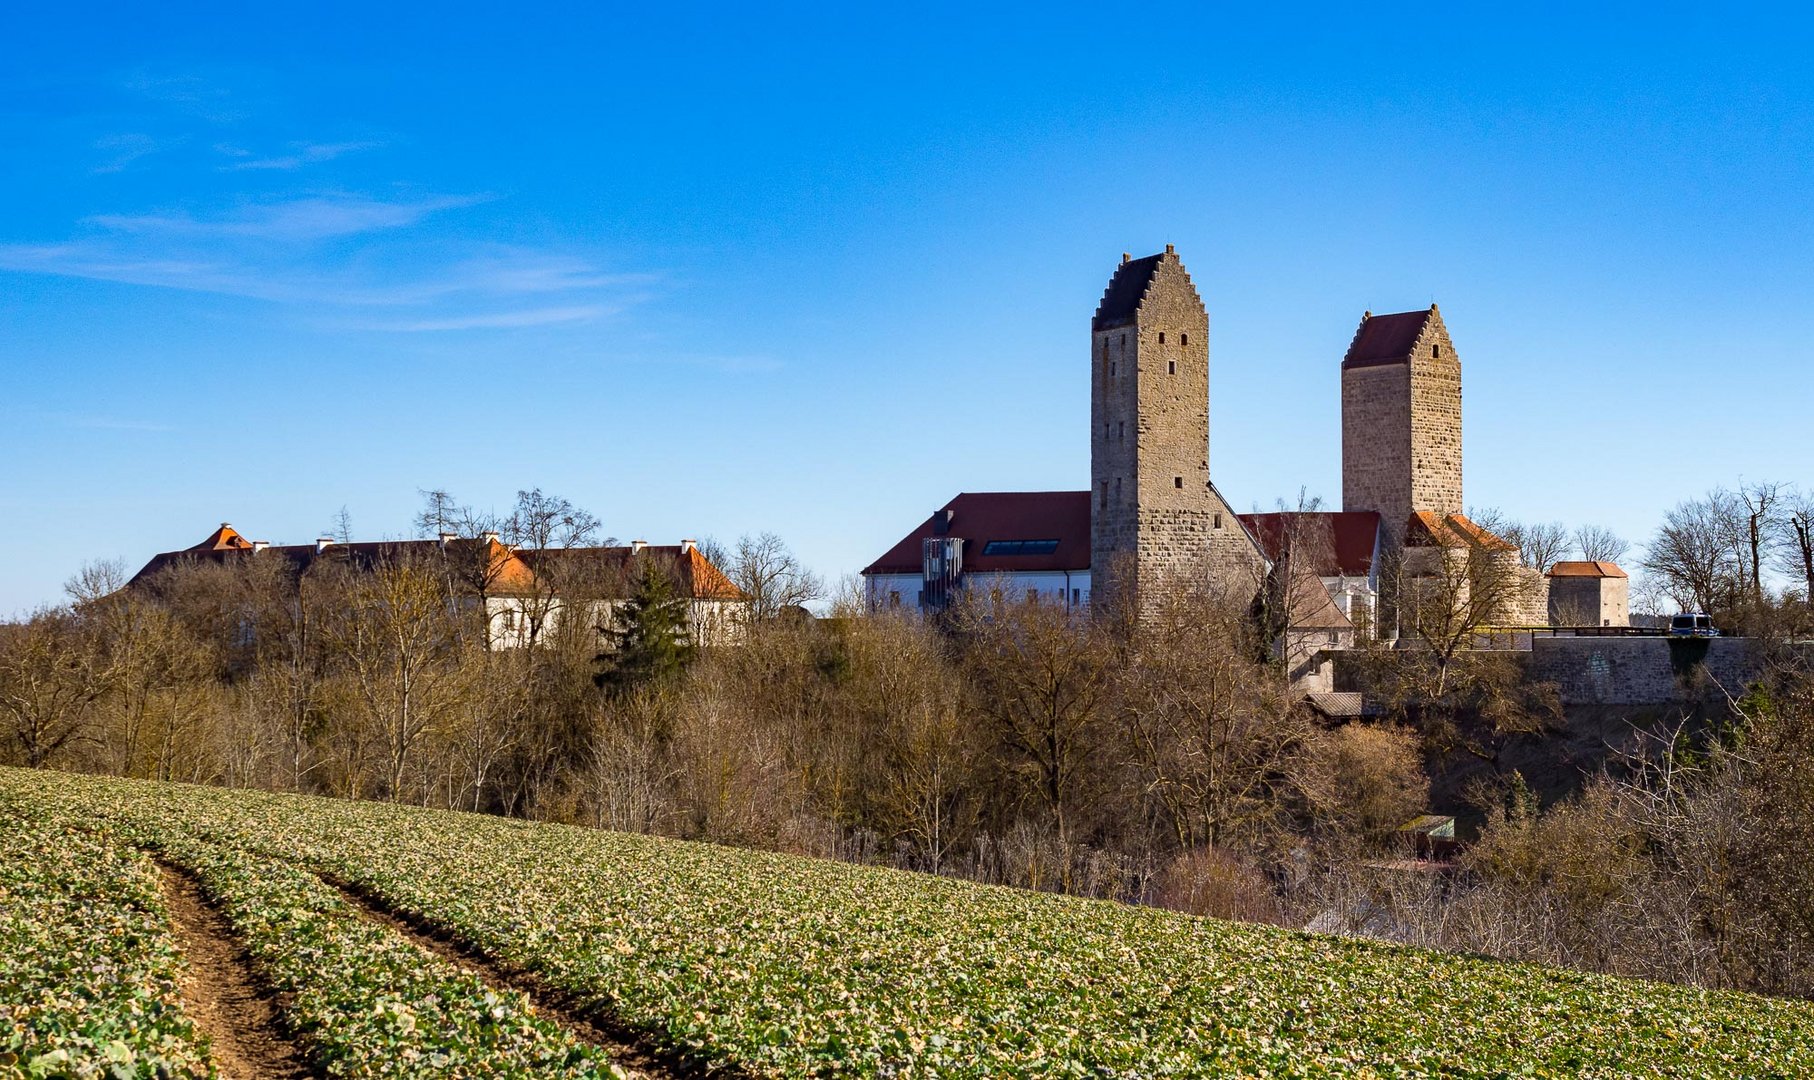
[1341,307,1463,527]
[1525,636,1760,705]
[1341,363,1412,524]
[1406,311,1463,518]
[1091,248,1262,612]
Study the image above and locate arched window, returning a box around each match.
[1181,333,1189,346]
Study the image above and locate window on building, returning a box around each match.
[1181,333,1189,346]
[981,539,1060,556]
[1109,361,1116,377]
[1168,360,1176,374]
[1072,588,1081,606]
[1327,630,1340,644]
[1174,476,1183,489]
[1120,333,1126,347]
[888,591,900,607]
[1115,476,1122,501]
[1099,481,1108,509]
[1432,344,1441,357]
[1158,332,1166,343]
[1214,512,1223,529]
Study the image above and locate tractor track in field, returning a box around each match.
[320,872,715,1079]
[156,862,318,1080]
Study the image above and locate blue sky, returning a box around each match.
[3,3,1812,614]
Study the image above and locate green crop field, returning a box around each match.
[3,767,1812,1078]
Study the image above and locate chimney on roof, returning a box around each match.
[316,537,334,554]
[438,531,458,551]
[630,539,647,553]
[481,530,500,544]
[251,540,269,554]
[1165,243,1175,255]
[680,538,697,553]
[932,508,955,536]
[1121,252,1131,265]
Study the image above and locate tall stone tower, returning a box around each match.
[1090,245,1253,614]
[1340,305,1463,530]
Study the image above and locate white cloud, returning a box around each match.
[86,193,484,243]
[92,133,169,174]
[346,304,614,332]
[223,141,382,172]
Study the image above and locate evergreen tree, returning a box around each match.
[596,558,694,692]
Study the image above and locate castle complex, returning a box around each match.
[864,246,1586,664]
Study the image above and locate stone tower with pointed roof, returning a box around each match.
[1340,305,1463,531]
[1090,245,1255,614]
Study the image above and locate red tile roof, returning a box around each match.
[189,523,256,551]
[1405,512,1517,552]
[1239,511,1381,578]
[1548,560,1628,579]
[1342,308,1434,369]
[864,492,1091,575]
[518,545,747,600]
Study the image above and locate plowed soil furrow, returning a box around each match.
[321,874,684,1079]
[157,863,316,1080]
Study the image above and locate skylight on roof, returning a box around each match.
[981,539,1060,556]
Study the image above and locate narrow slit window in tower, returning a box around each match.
[1174,476,1183,488]
[1110,361,1116,377]
[1432,344,1441,357]
[1168,360,1176,374]
[1099,481,1108,509]
[1158,332,1166,344]
[1214,512,1223,529]
[1181,333,1188,346]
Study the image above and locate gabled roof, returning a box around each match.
[1239,511,1381,578]
[1405,511,1517,552]
[518,545,746,601]
[189,523,256,551]
[1548,560,1628,579]
[1280,560,1353,630]
[129,528,744,601]
[1342,308,1435,370]
[863,491,1091,575]
[1092,253,1164,331]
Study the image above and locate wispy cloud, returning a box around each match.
[347,304,615,332]
[92,133,172,174]
[86,193,483,243]
[219,140,381,172]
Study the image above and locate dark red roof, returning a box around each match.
[1342,308,1433,369]
[1092,254,1163,331]
[864,492,1091,575]
[1239,511,1382,577]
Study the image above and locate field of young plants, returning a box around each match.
[4,767,1813,1078]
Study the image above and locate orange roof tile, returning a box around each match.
[1548,560,1628,579]
[1405,512,1517,552]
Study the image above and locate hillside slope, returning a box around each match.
[3,767,1812,1078]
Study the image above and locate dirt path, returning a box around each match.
[322,874,683,1079]
[157,864,316,1080]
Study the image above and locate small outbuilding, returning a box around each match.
[1547,561,1629,628]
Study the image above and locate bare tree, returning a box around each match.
[955,595,1115,876]
[0,610,104,768]
[728,532,824,622]
[1572,525,1630,565]
[1778,488,1814,600]
[1735,480,1784,603]
[1516,522,1570,572]
[320,553,470,802]
[1641,496,1741,616]
[1391,531,1538,696]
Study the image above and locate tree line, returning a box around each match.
[2,483,1812,1000]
